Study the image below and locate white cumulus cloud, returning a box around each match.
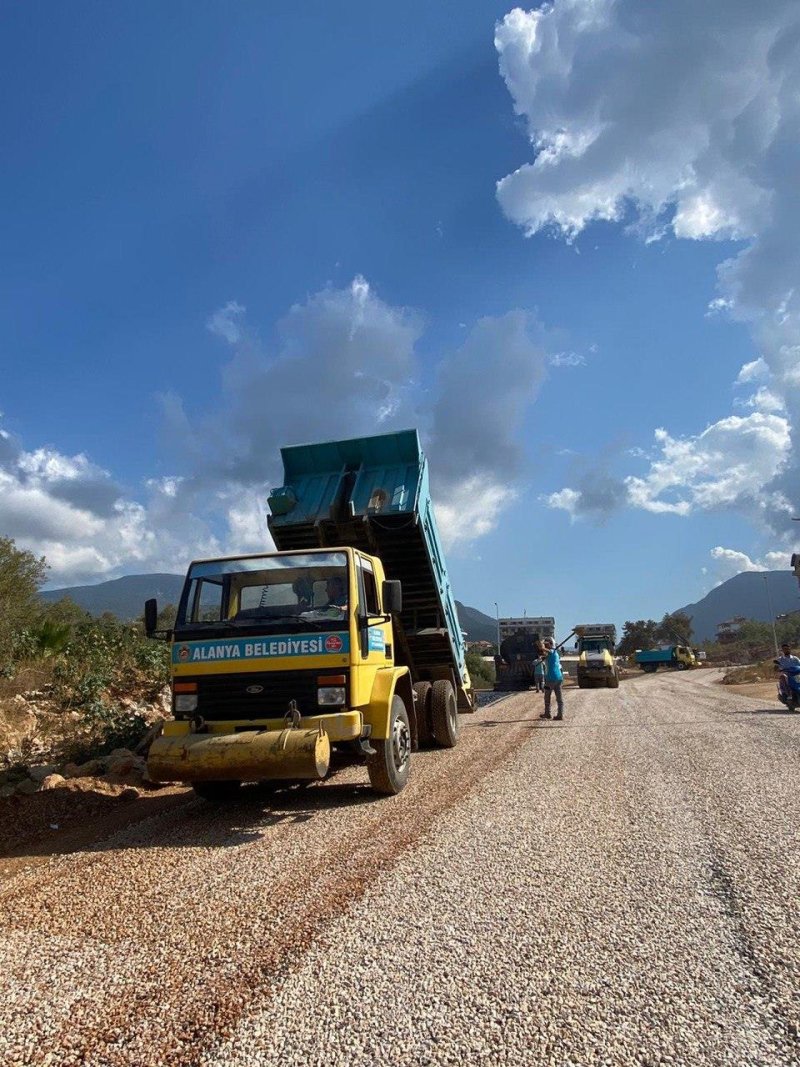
[497,0,800,537]
[626,414,790,517]
[1,279,555,582]
[736,357,769,384]
[710,545,792,581]
[207,301,246,344]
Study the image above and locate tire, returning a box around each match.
[677,662,686,671]
[431,679,459,748]
[607,673,620,689]
[192,780,241,802]
[367,695,412,795]
[413,681,433,746]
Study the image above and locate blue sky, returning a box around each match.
[2,0,799,634]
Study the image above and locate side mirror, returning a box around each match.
[144,598,158,637]
[382,580,402,615]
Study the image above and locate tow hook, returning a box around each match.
[284,700,301,729]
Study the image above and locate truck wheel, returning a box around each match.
[413,681,433,746]
[607,674,620,689]
[367,695,411,795]
[431,679,459,748]
[192,780,241,802]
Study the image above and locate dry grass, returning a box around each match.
[721,659,777,685]
[0,660,54,701]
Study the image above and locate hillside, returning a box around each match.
[675,570,800,642]
[41,573,498,641]
[40,573,185,619]
[455,601,497,643]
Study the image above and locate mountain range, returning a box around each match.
[674,570,800,642]
[40,573,500,642]
[40,569,800,645]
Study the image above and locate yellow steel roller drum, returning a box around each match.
[147,726,331,783]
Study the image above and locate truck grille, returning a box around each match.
[195,670,328,721]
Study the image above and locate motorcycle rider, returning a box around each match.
[775,643,800,701]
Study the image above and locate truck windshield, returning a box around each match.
[176,552,348,631]
[581,639,610,653]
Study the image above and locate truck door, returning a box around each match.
[356,556,389,659]
[351,555,392,707]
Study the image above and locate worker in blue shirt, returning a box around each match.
[539,638,564,721]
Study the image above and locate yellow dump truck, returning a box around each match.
[145,430,475,799]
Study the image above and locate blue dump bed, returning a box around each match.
[635,648,675,664]
[267,430,469,697]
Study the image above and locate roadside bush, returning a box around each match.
[41,616,170,757]
[52,616,169,709]
[466,648,495,689]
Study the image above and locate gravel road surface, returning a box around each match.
[2,671,799,1066]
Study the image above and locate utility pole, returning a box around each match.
[494,602,501,654]
[763,573,779,657]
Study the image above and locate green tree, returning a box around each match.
[617,619,658,657]
[655,611,694,645]
[41,595,90,627]
[0,537,48,663]
[157,603,178,629]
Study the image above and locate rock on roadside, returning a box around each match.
[40,773,66,791]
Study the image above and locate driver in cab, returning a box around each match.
[300,576,348,621]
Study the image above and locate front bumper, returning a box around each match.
[148,710,365,784]
[161,708,364,743]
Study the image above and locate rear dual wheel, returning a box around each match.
[413,681,433,746]
[431,679,459,748]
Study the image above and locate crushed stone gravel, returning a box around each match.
[1,671,799,1066]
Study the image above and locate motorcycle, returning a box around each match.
[776,663,800,711]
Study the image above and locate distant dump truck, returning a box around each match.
[574,624,619,689]
[495,617,554,691]
[144,430,475,800]
[635,645,697,672]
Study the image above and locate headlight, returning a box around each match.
[175,693,198,713]
[318,687,346,706]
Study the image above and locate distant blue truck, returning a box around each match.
[635,645,697,673]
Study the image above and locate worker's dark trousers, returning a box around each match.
[544,683,564,717]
